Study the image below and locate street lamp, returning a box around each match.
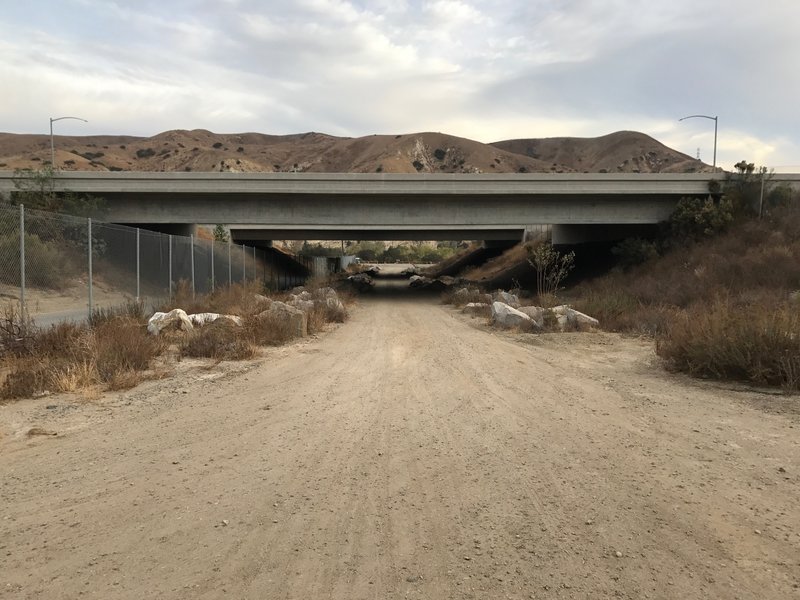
[679,114,718,172]
[50,116,88,168]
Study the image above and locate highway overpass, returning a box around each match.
[2,171,797,243]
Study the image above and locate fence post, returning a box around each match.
[88,218,93,318]
[168,234,173,300]
[253,246,256,284]
[211,240,215,292]
[241,243,246,284]
[136,227,140,302]
[190,234,196,299]
[19,204,25,315]
[227,240,232,287]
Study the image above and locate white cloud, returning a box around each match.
[0,0,798,167]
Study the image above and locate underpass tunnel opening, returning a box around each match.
[219,222,664,294]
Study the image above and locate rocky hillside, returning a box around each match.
[0,129,706,174]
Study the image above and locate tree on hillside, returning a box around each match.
[213,224,230,243]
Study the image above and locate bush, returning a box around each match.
[611,238,660,270]
[92,318,164,384]
[245,312,298,346]
[135,148,156,159]
[180,322,255,361]
[0,314,164,399]
[657,298,800,390]
[0,233,74,288]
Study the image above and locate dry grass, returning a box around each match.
[162,280,267,317]
[657,297,800,391]
[243,311,298,346]
[0,315,165,399]
[180,322,256,361]
[441,286,486,307]
[0,281,352,400]
[570,202,800,390]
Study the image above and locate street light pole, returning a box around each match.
[50,116,88,168]
[679,114,718,172]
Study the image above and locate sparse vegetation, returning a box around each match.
[527,242,575,303]
[0,276,352,400]
[570,170,800,390]
[213,224,230,242]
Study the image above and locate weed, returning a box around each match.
[657,297,800,390]
[180,322,255,361]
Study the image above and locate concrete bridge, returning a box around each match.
[2,171,796,244]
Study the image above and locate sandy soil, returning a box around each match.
[1,285,798,599]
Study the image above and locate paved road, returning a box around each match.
[1,289,798,599]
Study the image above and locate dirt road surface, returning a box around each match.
[1,283,799,599]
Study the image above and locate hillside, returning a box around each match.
[0,129,707,174]
[491,130,704,174]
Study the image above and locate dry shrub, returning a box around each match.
[443,287,487,307]
[50,359,98,392]
[657,297,800,390]
[1,358,51,399]
[33,321,91,358]
[245,311,297,346]
[164,280,266,317]
[89,300,147,327]
[180,322,255,361]
[306,304,327,334]
[93,318,164,383]
[0,303,36,356]
[1,315,164,400]
[571,285,674,334]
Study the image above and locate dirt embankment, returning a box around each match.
[1,290,798,599]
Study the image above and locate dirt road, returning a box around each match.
[1,285,799,599]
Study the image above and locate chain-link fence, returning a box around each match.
[0,204,306,325]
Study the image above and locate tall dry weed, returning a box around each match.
[657,297,800,390]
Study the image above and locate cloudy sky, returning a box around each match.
[2,0,799,170]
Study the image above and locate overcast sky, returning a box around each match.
[2,0,799,170]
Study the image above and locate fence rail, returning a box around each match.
[0,204,308,324]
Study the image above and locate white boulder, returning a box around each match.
[147,309,194,335]
[518,306,545,327]
[261,301,308,337]
[491,302,534,329]
[493,291,520,307]
[550,305,599,330]
[188,312,243,327]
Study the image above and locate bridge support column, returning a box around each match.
[522,225,551,242]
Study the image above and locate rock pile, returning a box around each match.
[483,299,599,332]
[147,286,347,339]
[347,273,374,292]
[147,309,243,335]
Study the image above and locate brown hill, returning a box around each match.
[0,129,707,174]
[491,131,705,174]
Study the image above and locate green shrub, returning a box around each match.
[667,196,734,243]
